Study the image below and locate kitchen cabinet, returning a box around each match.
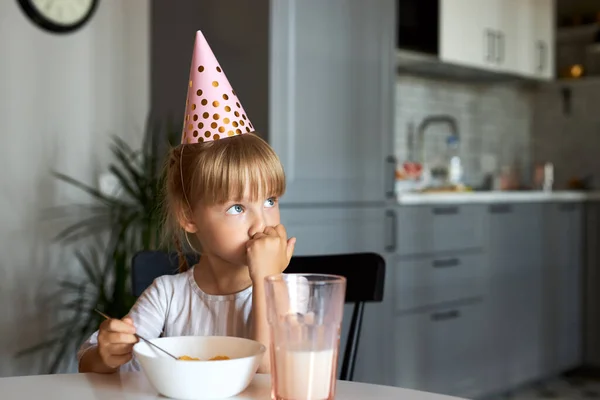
[584,202,600,367]
[394,252,487,312]
[371,199,586,397]
[439,0,497,71]
[340,255,396,386]
[541,202,583,374]
[438,0,555,79]
[521,0,555,80]
[486,203,544,389]
[395,204,484,256]
[270,0,396,205]
[496,0,529,75]
[281,206,388,256]
[392,300,492,399]
[281,206,393,385]
[388,204,490,398]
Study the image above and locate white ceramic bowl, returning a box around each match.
[133,336,266,400]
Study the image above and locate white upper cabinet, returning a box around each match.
[439,0,500,71]
[439,0,555,79]
[270,0,396,205]
[524,0,556,80]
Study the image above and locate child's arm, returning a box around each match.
[246,224,296,374]
[78,277,169,373]
[250,279,271,373]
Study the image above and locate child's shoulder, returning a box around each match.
[148,268,194,294]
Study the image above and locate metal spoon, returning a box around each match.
[93,309,178,361]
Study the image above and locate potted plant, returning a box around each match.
[16,121,179,373]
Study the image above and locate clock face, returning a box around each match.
[17,0,99,33]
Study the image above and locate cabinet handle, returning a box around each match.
[484,29,494,62]
[432,206,459,215]
[385,210,397,252]
[496,31,505,64]
[385,155,397,199]
[488,204,512,214]
[538,41,546,72]
[432,258,460,268]
[537,41,543,71]
[431,310,460,321]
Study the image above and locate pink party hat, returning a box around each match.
[181,31,254,144]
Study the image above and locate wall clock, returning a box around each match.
[17,0,99,34]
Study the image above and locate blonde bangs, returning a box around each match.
[189,134,286,206]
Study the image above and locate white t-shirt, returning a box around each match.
[77,267,253,372]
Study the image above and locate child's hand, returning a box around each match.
[246,224,296,282]
[97,317,138,369]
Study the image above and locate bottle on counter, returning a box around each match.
[446,135,463,186]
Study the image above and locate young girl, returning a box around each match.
[77,31,295,374]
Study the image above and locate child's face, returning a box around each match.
[189,190,281,266]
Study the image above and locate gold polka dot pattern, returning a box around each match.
[181,31,255,143]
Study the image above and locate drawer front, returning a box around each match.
[393,301,492,398]
[396,205,484,256]
[394,253,486,312]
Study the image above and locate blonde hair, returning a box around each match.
[163,133,286,271]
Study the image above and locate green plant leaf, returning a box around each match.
[42,203,112,221]
[14,337,63,357]
[74,250,102,285]
[57,280,86,291]
[21,121,176,373]
[108,165,143,203]
[60,297,91,312]
[53,214,114,243]
[110,135,157,204]
[52,172,121,207]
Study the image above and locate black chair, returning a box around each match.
[131,251,385,381]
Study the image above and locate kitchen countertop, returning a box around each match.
[397,190,600,205]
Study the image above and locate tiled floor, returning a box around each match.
[489,375,600,400]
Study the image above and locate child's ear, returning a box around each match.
[176,208,198,234]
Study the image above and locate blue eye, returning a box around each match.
[226,205,244,215]
[265,198,277,207]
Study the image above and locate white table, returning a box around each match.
[0,372,465,399]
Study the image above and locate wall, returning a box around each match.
[394,75,534,187]
[532,79,600,189]
[0,0,149,377]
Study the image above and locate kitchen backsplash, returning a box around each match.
[394,75,535,187]
[532,79,600,190]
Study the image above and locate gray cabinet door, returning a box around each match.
[394,252,487,312]
[281,206,393,385]
[485,203,543,390]
[395,205,485,256]
[270,0,396,205]
[281,206,388,256]
[541,202,583,374]
[392,300,492,399]
[584,202,600,367]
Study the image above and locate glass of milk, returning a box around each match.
[265,273,346,400]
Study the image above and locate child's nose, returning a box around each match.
[248,214,266,238]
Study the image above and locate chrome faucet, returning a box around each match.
[416,114,459,162]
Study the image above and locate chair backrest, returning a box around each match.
[130,250,386,382]
[132,251,385,302]
[131,251,199,297]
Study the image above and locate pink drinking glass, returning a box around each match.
[265,273,346,400]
